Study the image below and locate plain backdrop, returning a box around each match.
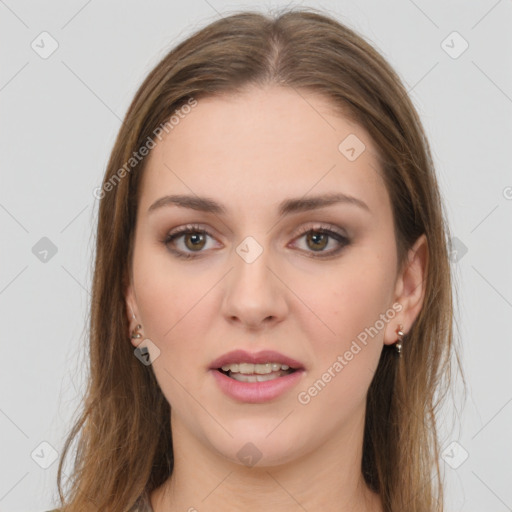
[1,1,511,511]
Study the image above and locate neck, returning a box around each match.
[150,410,382,512]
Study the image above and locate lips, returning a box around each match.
[209,349,305,371]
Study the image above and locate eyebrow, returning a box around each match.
[147,192,371,216]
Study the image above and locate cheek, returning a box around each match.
[137,277,214,352]
[294,253,395,348]
[133,258,216,406]
[293,267,389,416]
[132,244,205,346]
[291,255,395,411]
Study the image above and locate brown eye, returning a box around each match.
[183,232,207,251]
[305,231,329,251]
[163,225,217,259]
[163,224,350,260]
[293,226,350,258]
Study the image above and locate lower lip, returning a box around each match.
[210,368,305,403]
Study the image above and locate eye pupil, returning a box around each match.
[185,232,206,250]
[307,232,328,251]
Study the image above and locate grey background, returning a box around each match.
[1,1,511,511]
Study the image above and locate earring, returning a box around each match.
[131,324,143,339]
[395,324,404,355]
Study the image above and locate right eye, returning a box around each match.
[162,224,219,259]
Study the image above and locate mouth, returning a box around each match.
[216,363,298,383]
[209,349,305,383]
[210,355,305,403]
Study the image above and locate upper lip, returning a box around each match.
[209,349,305,370]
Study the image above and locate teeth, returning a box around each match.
[229,370,289,382]
[220,362,291,374]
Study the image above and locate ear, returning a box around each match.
[384,233,428,346]
[125,281,141,347]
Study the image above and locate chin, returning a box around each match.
[210,431,305,469]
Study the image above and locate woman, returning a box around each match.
[51,7,462,512]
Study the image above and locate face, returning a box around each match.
[126,85,413,467]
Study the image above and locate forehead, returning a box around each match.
[138,85,388,220]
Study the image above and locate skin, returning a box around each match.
[125,85,427,512]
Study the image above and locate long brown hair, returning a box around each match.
[55,7,464,511]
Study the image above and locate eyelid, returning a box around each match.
[163,223,220,259]
[166,223,216,238]
[288,223,350,258]
[165,222,347,240]
[293,222,347,238]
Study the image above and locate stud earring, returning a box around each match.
[131,324,143,340]
[395,324,404,355]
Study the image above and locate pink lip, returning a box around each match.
[209,349,305,370]
[210,367,305,403]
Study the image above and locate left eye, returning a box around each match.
[292,228,349,255]
[289,226,350,258]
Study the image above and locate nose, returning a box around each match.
[221,244,288,332]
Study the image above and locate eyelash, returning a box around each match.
[162,223,351,260]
